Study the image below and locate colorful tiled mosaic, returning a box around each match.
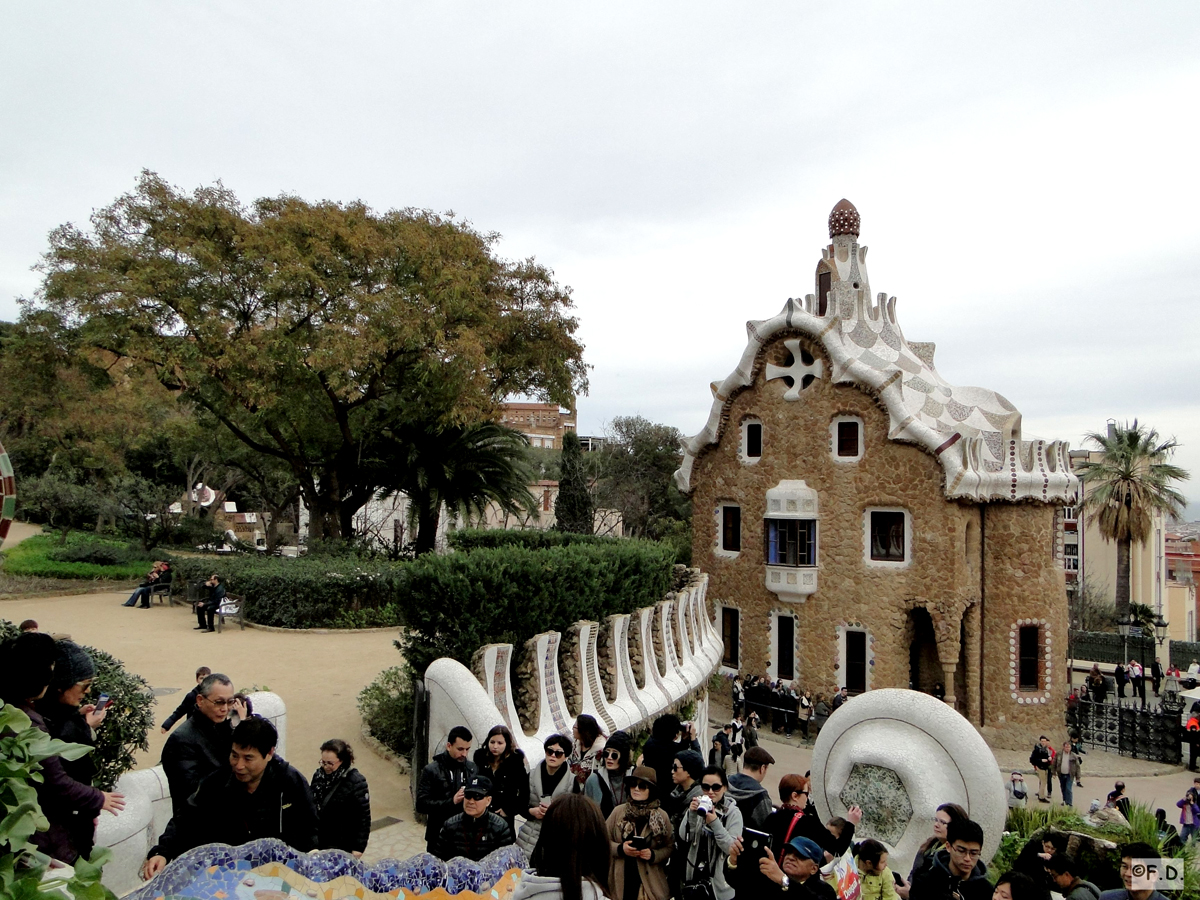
[126,839,526,900]
[0,440,14,543]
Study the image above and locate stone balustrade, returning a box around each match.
[424,569,722,771]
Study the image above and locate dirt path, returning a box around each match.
[0,590,412,821]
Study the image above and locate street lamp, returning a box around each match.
[1116,615,1134,705]
[1155,614,1170,646]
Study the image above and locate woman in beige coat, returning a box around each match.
[605,766,674,900]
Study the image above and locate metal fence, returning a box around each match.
[1067,698,1183,764]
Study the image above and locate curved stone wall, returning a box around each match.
[425,570,722,770]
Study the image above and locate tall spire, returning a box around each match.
[828,199,860,238]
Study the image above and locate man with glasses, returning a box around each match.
[666,749,705,897]
[435,775,514,861]
[161,672,247,815]
[910,818,990,900]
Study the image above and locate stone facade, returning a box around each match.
[678,200,1076,750]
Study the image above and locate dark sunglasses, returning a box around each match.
[631,780,653,791]
[545,748,567,758]
[700,782,724,792]
[604,750,623,760]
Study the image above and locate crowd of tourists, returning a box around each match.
[414,713,1168,900]
[0,632,373,874]
[731,675,850,740]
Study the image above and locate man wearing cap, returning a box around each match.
[732,835,836,900]
[434,774,514,861]
[666,749,706,897]
[728,746,775,830]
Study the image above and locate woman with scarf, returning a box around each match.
[313,739,371,855]
[585,730,632,818]
[605,766,673,900]
[473,724,529,833]
[678,766,742,900]
[571,714,608,790]
[517,733,576,854]
[762,774,856,863]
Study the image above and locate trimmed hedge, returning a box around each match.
[168,539,677,671]
[447,528,622,551]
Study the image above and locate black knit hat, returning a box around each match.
[50,640,95,690]
[675,749,705,781]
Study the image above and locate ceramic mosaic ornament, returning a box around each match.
[0,439,14,543]
[125,839,526,900]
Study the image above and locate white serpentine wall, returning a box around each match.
[96,691,286,897]
[423,574,723,771]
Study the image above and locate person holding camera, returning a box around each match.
[605,766,673,900]
[678,766,743,900]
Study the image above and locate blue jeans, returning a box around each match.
[1058,774,1073,807]
[123,586,152,607]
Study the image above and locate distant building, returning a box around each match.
[1166,534,1199,642]
[499,402,576,449]
[675,200,1078,749]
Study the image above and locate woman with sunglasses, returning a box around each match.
[679,766,743,900]
[473,724,529,833]
[517,733,576,855]
[899,802,967,899]
[605,766,674,900]
[585,731,632,818]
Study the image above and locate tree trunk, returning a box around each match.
[1115,537,1131,621]
[414,503,440,555]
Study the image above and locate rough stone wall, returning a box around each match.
[629,613,646,687]
[561,622,588,718]
[689,333,1066,745]
[979,503,1068,749]
[513,636,543,734]
[599,615,621,703]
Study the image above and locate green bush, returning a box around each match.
[1,533,155,580]
[447,528,621,551]
[357,666,415,756]
[0,620,155,790]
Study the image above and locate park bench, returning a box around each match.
[215,594,244,633]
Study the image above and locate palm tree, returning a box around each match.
[1076,421,1189,621]
[376,421,537,555]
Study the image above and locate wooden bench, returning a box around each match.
[151,582,172,605]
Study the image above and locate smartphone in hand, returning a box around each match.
[94,693,111,712]
[741,828,772,868]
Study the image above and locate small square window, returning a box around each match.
[870,511,906,562]
[722,506,741,553]
[837,421,859,457]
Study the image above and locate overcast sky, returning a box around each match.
[3,3,1199,513]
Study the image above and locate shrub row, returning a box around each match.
[446,528,622,552]
[168,538,677,671]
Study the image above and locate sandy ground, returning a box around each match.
[0,588,413,824]
[1,520,41,549]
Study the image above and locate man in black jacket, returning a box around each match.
[435,775,514,860]
[1030,736,1053,803]
[161,672,247,815]
[142,717,318,880]
[416,726,477,853]
[910,818,992,900]
[727,746,775,829]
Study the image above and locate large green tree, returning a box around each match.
[594,416,690,539]
[35,172,587,538]
[1076,420,1189,621]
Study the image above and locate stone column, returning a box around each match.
[963,601,982,724]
